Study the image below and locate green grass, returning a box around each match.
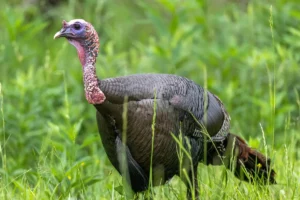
[0,0,299,199]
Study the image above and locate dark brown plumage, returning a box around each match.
[54,19,276,199]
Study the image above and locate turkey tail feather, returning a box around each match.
[208,133,276,184]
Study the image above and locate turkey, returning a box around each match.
[54,19,276,199]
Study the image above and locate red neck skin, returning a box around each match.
[68,37,106,104]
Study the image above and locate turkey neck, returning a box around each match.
[81,54,106,104]
[79,28,106,104]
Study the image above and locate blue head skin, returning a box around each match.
[54,19,99,66]
[54,19,87,40]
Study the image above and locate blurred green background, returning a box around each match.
[0,0,299,199]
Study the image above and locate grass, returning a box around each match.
[0,0,299,199]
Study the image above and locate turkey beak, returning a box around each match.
[54,27,73,39]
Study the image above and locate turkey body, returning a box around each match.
[94,73,227,192]
[54,19,276,199]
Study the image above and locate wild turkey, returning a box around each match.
[54,19,276,199]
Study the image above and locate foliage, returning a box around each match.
[0,0,299,199]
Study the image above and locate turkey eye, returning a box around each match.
[74,23,81,30]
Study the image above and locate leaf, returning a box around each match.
[114,185,124,196]
[71,176,102,189]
